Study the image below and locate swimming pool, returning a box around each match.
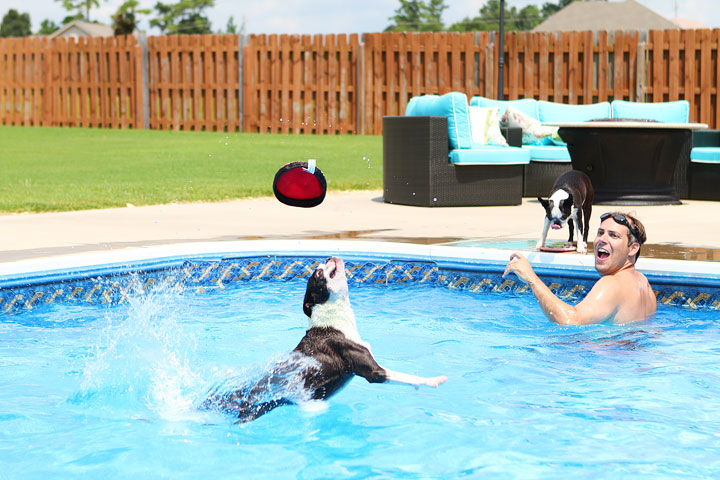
[1,240,719,478]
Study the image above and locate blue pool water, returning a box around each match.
[2,275,720,478]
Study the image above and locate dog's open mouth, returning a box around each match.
[325,257,344,279]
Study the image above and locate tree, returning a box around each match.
[541,0,575,19]
[55,0,103,22]
[37,19,61,35]
[62,13,85,24]
[112,0,150,35]
[150,0,214,35]
[385,0,448,32]
[0,9,32,37]
[448,0,543,32]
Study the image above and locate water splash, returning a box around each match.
[70,282,204,421]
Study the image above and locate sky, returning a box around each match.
[4,0,720,35]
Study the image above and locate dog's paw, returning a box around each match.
[426,376,448,388]
[577,242,587,254]
[536,240,545,250]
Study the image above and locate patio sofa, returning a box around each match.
[689,129,720,200]
[472,96,611,197]
[383,92,530,206]
[471,97,692,198]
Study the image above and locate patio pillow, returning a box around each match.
[405,92,472,150]
[469,106,508,146]
[504,104,560,145]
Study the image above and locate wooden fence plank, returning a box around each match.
[699,29,712,125]
[597,31,608,102]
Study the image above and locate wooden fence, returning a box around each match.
[1,30,719,133]
[147,34,240,131]
[244,33,359,135]
[0,35,142,128]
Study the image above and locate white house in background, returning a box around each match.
[49,20,114,38]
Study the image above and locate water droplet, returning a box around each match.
[224,142,228,146]
[209,154,212,157]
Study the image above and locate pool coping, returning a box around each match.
[1,239,718,286]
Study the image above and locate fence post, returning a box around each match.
[356,35,366,135]
[635,31,648,102]
[137,33,150,129]
[238,34,246,132]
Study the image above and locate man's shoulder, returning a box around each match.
[594,267,652,298]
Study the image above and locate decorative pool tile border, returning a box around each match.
[0,256,718,315]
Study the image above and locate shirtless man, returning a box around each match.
[503,212,657,325]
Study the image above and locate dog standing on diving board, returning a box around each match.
[537,170,594,254]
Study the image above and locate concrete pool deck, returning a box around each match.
[0,190,718,263]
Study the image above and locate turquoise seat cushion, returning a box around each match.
[691,147,720,164]
[611,100,689,123]
[470,96,539,119]
[522,144,572,162]
[406,92,472,150]
[538,100,611,122]
[449,145,530,165]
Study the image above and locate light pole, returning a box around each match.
[498,0,505,100]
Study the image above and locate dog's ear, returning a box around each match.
[564,193,573,207]
[537,196,549,208]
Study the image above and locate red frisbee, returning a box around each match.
[272,160,327,208]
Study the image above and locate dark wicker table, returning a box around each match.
[551,121,707,205]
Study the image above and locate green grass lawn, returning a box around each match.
[0,126,383,213]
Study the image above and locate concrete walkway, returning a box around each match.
[0,191,718,262]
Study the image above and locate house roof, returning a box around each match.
[532,0,679,32]
[672,18,709,29]
[50,20,115,38]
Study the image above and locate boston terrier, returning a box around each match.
[537,170,594,254]
[201,257,447,423]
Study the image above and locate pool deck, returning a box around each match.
[0,190,718,263]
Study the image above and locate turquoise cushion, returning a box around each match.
[404,95,422,116]
[407,92,472,150]
[611,100,689,123]
[538,101,611,122]
[470,96,539,119]
[449,145,530,165]
[522,145,572,162]
[691,147,720,164]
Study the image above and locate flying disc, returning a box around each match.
[272,160,327,208]
[539,243,577,253]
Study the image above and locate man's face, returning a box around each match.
[593,218,638,276]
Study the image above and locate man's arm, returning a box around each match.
[503,253,620,325]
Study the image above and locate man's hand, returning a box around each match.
[503,252,535,284]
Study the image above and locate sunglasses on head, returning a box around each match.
[600,213,642,244]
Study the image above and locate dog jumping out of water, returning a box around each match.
[537,170,594,254]
[201,257,447,423]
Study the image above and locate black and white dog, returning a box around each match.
[537,170,594,254]
[201,257,447,423]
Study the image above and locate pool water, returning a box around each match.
[2,278,720,478]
